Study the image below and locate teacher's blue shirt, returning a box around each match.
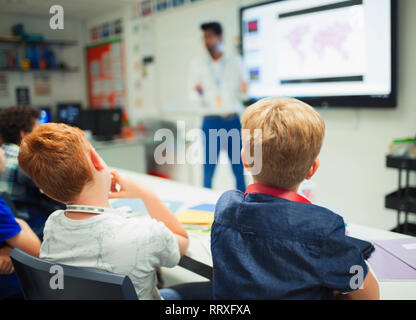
[211,184,368,300]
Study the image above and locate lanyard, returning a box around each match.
[207,55,227,90]
[244,183,311,204]
[65,205,132,215]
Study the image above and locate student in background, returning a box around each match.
[0,106,63,238]
[18,123,191,300]
[189,22,248,192]
[211,98,379,300]
[0,147,41,300]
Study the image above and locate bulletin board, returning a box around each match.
[86,39,126,108]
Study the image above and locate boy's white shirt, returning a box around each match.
[40,206,180,300]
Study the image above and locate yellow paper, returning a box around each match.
[176,210,214,226]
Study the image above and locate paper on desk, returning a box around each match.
[189,204,216,212]
[402,243,416,250]
[368,244,416,281]
[111,198,184,214]
[373,238,416,270]
[176,210,214,226]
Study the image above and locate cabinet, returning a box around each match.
[385,155,416,236]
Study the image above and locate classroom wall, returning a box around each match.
[315,0,416,230]
[119,0,415,231]
[84,10,124,44]
[123,9,159,124]
[0,14,87,109]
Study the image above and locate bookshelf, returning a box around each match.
[0,38,78,46]
[0,37,79,73]
[0,67,79,73]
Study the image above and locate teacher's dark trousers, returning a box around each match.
[202,114,246,193]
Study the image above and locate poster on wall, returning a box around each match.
[33,73,51,96]
[156,0,170,12]
[15,87,30,105]
[130,0,205,19]
[172,0,185,7]
[90,26,100,42]
[0,74,8,97]
[140,0,153,17]
[101,23,111,39]
[90,19,123,43]
[114,19,123,35]
[86,40,126,109]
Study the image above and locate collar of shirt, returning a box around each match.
[66,204,133,215]
[206,51,227,64]
[244,183,311,204]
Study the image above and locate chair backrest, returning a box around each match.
[10,248,138,300]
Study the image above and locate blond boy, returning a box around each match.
[211,98,379,300]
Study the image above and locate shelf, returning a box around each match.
[385,188,416,214]
[386,155,416,171]
[0,67,79,73]
[391,223,416,237]
[0,38,78,46]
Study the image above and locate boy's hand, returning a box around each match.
[108,171,150,200]
[0,255,14,275]
[109,171,190,255]
[241,82,248,94]
[195,84,203,96]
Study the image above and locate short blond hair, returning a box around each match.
[242,97,325,189]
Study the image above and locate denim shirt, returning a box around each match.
[211,185,368,300]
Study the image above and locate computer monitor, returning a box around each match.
[78,109,96,132]
[240,0,397,107]
[93,108,122,141]
[56,103,82,126]
[38,106,52,124]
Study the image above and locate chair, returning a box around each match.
[10,248,138,300]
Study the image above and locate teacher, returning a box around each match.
[189,22,248,192]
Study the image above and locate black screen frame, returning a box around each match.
[56,103,82,125]
[240,0,398,108]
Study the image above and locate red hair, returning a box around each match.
[18,123,94,203]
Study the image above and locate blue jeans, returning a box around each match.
[159,282,212,300]
[159,288,183,300]
[202,115,246,193]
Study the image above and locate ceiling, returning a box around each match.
[0,0,138,20]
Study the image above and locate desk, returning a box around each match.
[91,136,155,174]
[116,169,416,300]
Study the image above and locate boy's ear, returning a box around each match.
[90,149,105,172]
[306,158,320,180]
[241,149,250,170]
[20,130,26,142]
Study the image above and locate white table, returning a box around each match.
[92,136,156,174]
[116,169,416,300]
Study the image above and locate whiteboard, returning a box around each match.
[153,0,259,116]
